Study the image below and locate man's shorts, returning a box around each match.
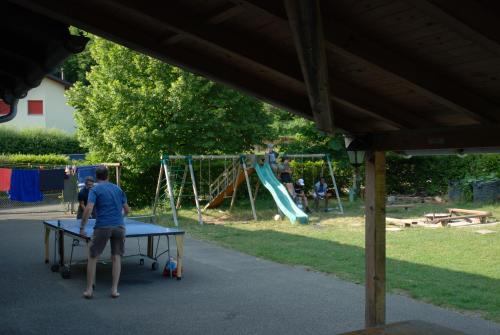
[89,226,125,258]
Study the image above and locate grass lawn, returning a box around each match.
[137,198,500,321]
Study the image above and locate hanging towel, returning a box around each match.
[77,166,97,185]
[9,169,43,202]
[0,168,12,192]
[63,174,78,203]
[39,169,65,191]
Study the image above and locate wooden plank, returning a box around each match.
[405,0,500,57]
[448,208,492,216]
[284,0,334,133]
[364,151,386,327]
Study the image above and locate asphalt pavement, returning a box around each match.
[1,214,500,335]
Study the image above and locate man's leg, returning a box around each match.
[83,228,109,298]
[84,256,97,296]
[111,255,121,296]
[324,195,329,211]
[110,226,125,297]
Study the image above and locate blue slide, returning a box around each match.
[254,162,308,224]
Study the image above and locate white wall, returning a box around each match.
[3,77,76,134]
[44,79,76,134]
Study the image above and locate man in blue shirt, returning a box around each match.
[80,166,129,299]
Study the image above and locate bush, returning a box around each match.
[386,153,500,196]
[0,127,83,155]
[0,154,70,166]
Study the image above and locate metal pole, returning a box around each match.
[241,156,257,221]
[162,156,179,226]
[229,165,241,211]
[152,162,164,216]
[176,165,189,209]
[326,154,344,214]
[187,157,203,225]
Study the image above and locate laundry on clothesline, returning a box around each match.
[9,169,43,202]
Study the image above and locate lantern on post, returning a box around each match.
[344,136,365,202]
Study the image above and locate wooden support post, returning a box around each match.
[175,235,184,279]
[364,151,386,327]
[115,164,121,187]
[229,165,241,211]
[241,157,257,221]
[187,157,203,225]
[163,158,179,226]
[176,165,189,209]
[152,163,164,216]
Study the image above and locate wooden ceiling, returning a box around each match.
[7,0,500,151]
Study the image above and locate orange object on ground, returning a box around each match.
[0,168,12,192]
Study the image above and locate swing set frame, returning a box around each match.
[152,153,343,226]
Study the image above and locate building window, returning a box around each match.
[28,100,43,115]
[0,100,9,115]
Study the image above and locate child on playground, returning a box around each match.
[266,144,279,175]
[294,178,311,213]
[279,156,295,197]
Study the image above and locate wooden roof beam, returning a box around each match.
[284,0,334,134]
[239,0,500,124]
[359,125,500,151]
[104,1,427,130]
[12,0,422,132]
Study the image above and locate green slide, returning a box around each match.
[254,162,308,224]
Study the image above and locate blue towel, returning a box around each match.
[77,166,97,184]
[9,169,44,202]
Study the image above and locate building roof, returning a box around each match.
[45,74,72,88]
[5,0,500,151]
[0,2,87,105]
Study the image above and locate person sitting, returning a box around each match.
[266,144,279,175]
[313,177,329,212]
[279,156,295,197]
[294,178,311,213]
[77,176,95,219]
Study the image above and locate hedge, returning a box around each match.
[386,153,500,196]
[0,127,83,155]
[0,154,70,166]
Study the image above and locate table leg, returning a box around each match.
[44,227,50,264]
[58,230,65,266]
[147,236,154,259]
[175,235,184,279]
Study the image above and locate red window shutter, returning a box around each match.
[0,100,9,115]
[28,100,43,115]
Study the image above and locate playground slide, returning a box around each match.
[254,163,308,224]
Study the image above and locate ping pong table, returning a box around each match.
[43,218,185,280]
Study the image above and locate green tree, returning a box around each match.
[66,37,273,204]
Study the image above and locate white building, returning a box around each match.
[0,75,76,134]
